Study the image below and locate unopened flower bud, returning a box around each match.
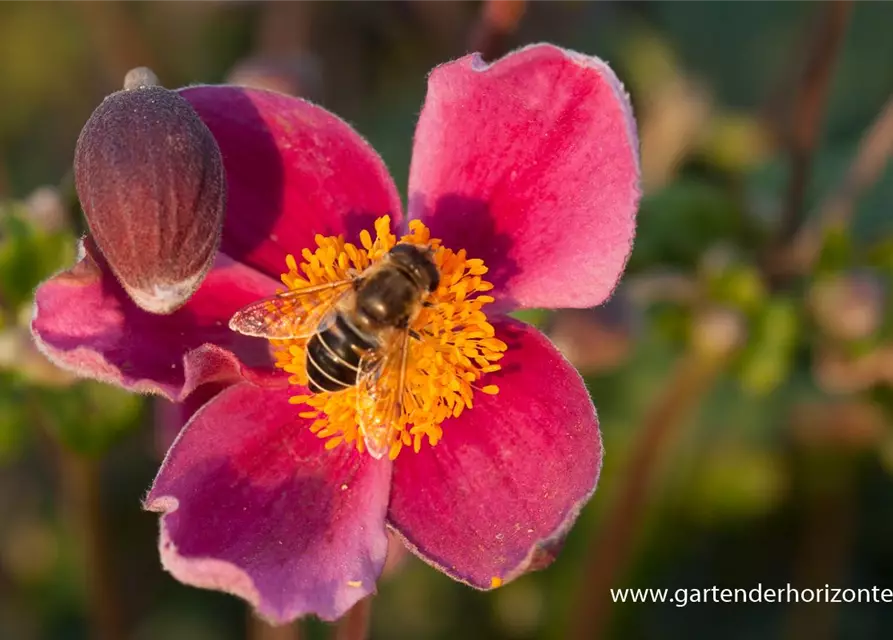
[74,85,226,314]
[808,273,884,342]
[691,307,746,358]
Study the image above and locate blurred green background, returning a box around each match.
[2,1,893,639]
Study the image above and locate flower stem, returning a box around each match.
[570,349,728,640]
[73,0,160,87]
[255,0,313,56]
[784,457,856,640]
[59,450,124,640]
[246,615,301,640]
[773,0,853,249]
[468,0,527,62]
[787,93,893,272]
[333,597,372,640]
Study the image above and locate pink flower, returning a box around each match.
[31,44,640,623]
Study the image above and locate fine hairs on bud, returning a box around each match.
[74,82,227,315]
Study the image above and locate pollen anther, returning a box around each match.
[270,216,505,458]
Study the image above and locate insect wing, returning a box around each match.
[356,328,410,459]
[229,280,354,340]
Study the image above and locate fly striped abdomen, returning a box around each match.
[306,315,377,393]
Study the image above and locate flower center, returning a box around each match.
[271,216,505,459]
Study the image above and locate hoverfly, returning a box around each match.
[229,243,440,458]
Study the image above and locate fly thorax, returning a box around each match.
[357,270,420,327]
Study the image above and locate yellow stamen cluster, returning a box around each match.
[271,216,506,459]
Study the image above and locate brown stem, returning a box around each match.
[333,597,372,640]
[773,0,853,250]
[255,0,313,55]
[570,350,728,640]
[246,615,301,640]
[60,451,124,640]
[784,463,855,640]
[227,1,319,100]
[787,93,893,271]
[73,1,160,88]
[816,95,893,227]
[468,0,527,61]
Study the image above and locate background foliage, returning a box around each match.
[2,2,893,639]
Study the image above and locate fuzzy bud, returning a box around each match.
[74,84,226,314]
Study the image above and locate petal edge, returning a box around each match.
[181,86,404,279]
[409,43,641,311]
[387,318,602,589]
[31,241,283,400]
[146,383,393,623]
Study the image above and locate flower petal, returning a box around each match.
[145,382,392,623]
[31,240,282,399]
[154,382,231,456]
[408,44,640,310]
[387,317,601,588]
[180,86,403,278]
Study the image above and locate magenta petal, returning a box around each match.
[409,44,640,310]
[31,243,282,399]
[154,382,231,456]
[387,317,601,588]
[145,383,392,623]
[180,86,403,278]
